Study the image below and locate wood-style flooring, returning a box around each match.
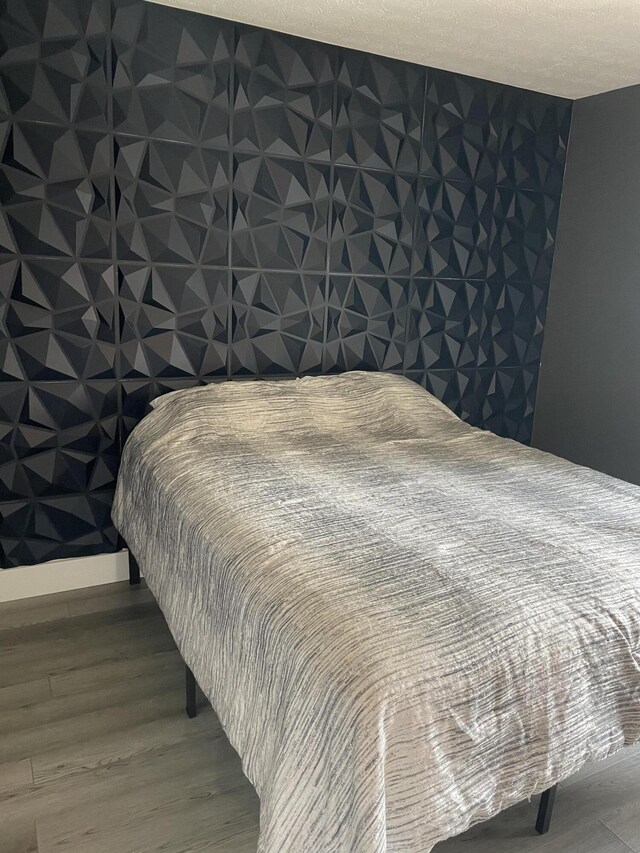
[1,581,638,853]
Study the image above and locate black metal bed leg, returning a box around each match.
[128,550,141,585]
[186,665,197,719]
[535,785,557,835]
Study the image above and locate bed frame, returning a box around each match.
[127,547,558,837]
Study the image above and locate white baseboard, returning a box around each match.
[0,551,132,603]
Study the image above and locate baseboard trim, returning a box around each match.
[0,551,132,603]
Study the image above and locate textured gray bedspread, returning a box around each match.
[112,371,640,853]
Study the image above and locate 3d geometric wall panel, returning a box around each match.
[324,275,409,372]
[488,186,559,281]
[413,177,492,278]
[407,365,539,444]
[0,258,116,380]
[0,0,110,128]
[408,368,478,424]
[231,271,325,375]
[0,490,118,567]
[404,279,483,371]
[497,89,571,195]
[234,27,335,162]
[111,0,231,148]
[331,168,416,276]
[114,136,229,265]
[474,366,540,444]
[119,265,228,378]
[335,53,424,173]
[232,154,330,270]
[422,70,502,183]
[0,0,572,567]
[478,280,547,368]
[0,380,119,500]
[120,378,205,442]
[0,122,112,257]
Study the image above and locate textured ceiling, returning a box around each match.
[148,0,640,99]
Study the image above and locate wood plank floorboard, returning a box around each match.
[3,817,38,853]
[0,581,638,852]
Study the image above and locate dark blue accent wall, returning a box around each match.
[0,0,571,568]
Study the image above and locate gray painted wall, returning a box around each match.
[533,84,640,485]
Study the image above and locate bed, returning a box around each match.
[112,370,640,853]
